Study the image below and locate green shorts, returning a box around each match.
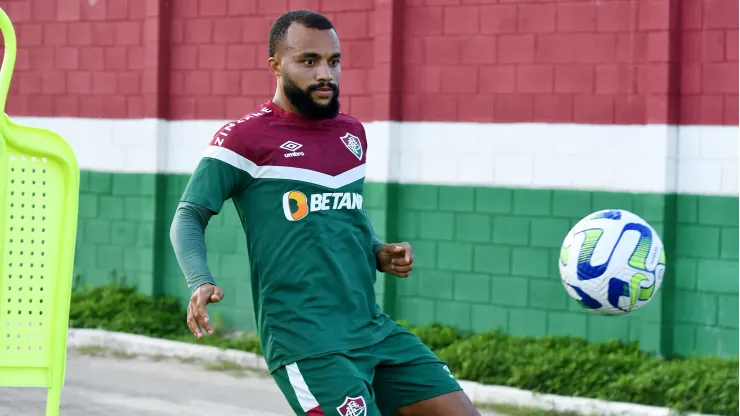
[272,322,462,416]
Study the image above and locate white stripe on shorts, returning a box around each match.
[286,362,321,412]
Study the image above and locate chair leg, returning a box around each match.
[46,385,61,416]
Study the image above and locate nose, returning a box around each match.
[315,62,333,83]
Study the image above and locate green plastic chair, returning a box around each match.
[0,6,80,416]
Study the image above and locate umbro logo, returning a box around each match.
[280,141,305,158]
[279,141,302,151]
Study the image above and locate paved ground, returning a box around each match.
[1,349,293,416]
[1,348,503,416]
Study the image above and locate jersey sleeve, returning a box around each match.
[180,121,253,214]
[357,122,380,258]
[364,210,384,253]
[180,158,247,214]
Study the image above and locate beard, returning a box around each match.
[283,75,340,120]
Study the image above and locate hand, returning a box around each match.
[187,283,224,338]
[376,242,414,278]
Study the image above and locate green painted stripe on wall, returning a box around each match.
[72,170,739,358]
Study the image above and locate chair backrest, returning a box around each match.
[0,6,80,391]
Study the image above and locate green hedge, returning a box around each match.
[69,283,738,415]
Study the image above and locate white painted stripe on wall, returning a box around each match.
[674,125,739,196]
[8,116,738,196]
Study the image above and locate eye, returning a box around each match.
[304,60,315,66]
[329,60,340,67]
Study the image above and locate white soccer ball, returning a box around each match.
[558,209,666,315]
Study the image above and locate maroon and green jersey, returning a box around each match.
[180,101,396,372]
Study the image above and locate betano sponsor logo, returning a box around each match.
[282,190,364,221]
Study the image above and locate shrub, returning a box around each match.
[436,331,738,415]
[69,283,189,339]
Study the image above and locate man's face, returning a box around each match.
[273,23,342,119]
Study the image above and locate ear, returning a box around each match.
[267,57,281,77]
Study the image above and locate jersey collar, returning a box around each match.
[264,100,340,127]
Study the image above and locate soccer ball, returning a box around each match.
[558,209,665,315]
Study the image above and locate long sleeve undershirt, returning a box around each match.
[170,202,217,294]
[170,201,386,294]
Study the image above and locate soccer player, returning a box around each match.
[170,9,481,416]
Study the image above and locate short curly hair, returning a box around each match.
[268,10,335,58]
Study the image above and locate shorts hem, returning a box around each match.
[394,384,464,412]
[266,319,397,373]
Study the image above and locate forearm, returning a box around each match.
[170,201,218,294]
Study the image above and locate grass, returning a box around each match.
[110,350,137,360]
[73,345,136,360]
[71,344,271,379]
[203,359,247,377]
[175,356,200,364]
[74,346,108,356]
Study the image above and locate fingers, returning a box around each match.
[193,300,214,336]
[392,264,413,277]
[187,285,221,338]
[385,242,414,277]
[211,286,225,302]
[390,243,412,260]
[405,244,414,263]
[392,246,413,266]
[382,244,404,255]
[401,248,411,264]
[186,302,202,338]
[391,256,413,277]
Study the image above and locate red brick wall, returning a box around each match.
[0,0,736,124]
[1,0,166,118]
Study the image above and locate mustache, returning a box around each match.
[307,82,338,92]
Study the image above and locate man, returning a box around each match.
[170,9,480,416]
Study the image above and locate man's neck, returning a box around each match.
[271,93,302,117]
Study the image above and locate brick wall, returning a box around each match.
[387,185,738,357]
[1,0,167,118]
[0,0,737,357]
[673,194,738,356]
[1,0,735,124]
[401,0,737,124]
[74,171,158,291]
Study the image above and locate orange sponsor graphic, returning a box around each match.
[282,191,309,221]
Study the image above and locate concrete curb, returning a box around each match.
[67,328,715,416]
[67,328,269,372]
